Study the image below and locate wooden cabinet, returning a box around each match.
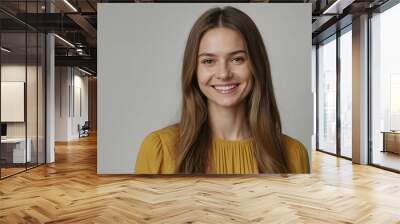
[382,132,400,154]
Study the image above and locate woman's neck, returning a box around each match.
[208,101,251,141]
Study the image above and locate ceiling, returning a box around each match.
[0,0,393,75]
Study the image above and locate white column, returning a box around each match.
[46,33,55,163]
[55,67,73,141]
[352,14,369,164]
[46,1,55,163]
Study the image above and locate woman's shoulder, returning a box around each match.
[281,134,306,151]
[281,134,310,173]
[135,124,179,174]
[140,124,180,155]
[146,124,179,143]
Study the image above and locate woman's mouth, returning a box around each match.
[211,83,240,94]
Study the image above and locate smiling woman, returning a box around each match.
[197,27,253,109]
[134,6,310,174]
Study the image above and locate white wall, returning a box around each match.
[1,66,26,127]
[72,72,89,138]
[1,65,38,138]
[55,67,70,141]
[1,82,24,122]
[1,63,46,164]
[98,3,313,174]
[55,67,89,141]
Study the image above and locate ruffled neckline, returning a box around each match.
[212,136,253,144]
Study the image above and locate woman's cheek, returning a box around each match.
[197,69,212,86]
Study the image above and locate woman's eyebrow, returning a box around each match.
[198,53,215,57]
[198,50,247,57]
[228,50,246,56]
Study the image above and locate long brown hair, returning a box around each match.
[176,6,288,174]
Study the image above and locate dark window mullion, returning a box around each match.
[36,0,39,167]
[44,0,47,164]
[25,0,28,171]
[0,26,2,179]
[316,45,320,151]
[337,29,341,157]
[367,11,373,165]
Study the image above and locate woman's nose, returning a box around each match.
[215,61,232,80]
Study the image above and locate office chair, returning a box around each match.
[79,121,90,138]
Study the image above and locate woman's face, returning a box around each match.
[196,27,253,109]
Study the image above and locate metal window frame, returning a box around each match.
[367,0,400,173]
[316,0,400,173]
[315,24,353,162]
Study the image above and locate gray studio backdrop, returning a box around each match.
[98,3,312,174]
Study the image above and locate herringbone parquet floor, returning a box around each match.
[1,134,400,223]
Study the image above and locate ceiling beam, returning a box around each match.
[55,55,96,70]
[67,13,97,46]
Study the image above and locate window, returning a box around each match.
[318,35,337,155]
[370,2,400,171]
[340,28,352,158]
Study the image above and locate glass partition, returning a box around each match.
[0,31,28,177]
[339,27,352,158]
[27,31,38,169]
[317,35,337,155]
[38,32,45,165]
[371,3,400,171]
[0,1,46,179]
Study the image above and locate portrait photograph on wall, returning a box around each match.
[97,3,312,175]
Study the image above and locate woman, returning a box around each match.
[135,6,310,174]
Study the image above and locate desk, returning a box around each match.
[1,138,31,163]
[382,131,400,154]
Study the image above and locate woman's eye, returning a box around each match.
[231,57,245,64]
[201,59,214,65]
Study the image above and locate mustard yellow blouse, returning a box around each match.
[135,125,310,174]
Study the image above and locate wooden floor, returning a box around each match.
[372,150,400,171]
[1,135,400,223]
[0,167,26,178]
[1,163,45,178]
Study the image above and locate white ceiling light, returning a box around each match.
[323,0,354,15]
[63,0,78,12]
[76,48,84,55]
[78,67,93,76]
[1,47,11,53]
[54,34,75,48]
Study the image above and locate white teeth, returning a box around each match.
[213,85,237,91]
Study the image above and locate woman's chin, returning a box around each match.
[210,98,242,108]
